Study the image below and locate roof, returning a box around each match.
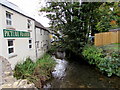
[35,21,49,32]
[0,0,48,31]
[109,28,120,32]
[0,0,34,20]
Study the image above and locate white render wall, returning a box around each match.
[35,27,50,59]
[0,5,36,69]
[0,5,3,55]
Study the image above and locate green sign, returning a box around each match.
[3,29,30,38]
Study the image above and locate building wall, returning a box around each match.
[0,5,3,55]
[0,5,36,69]
[35,27,50,58]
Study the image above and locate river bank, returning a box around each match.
[0,56,37,89]
[44,56,120,88]
[13,54,56,88]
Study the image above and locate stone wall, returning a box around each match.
[0,56,37,89]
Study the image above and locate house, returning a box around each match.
[0,0,50,69]
[35,21,50,58]
[109,28,120,32]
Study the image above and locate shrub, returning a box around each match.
[82,45,104,65]
[14,54,56,87]
[82,45,120,77]
[14,57,35,79]
[98,51,120,77]
[47,45,57,55]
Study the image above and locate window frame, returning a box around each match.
[6,11,12,26]
[27,19,31,29]
[40,29,42,35]
[8,39,14,54]
[29,39,32,49]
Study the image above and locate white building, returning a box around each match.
[35,21,50,59]
[0,0,50,69]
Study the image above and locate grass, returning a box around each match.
[13,54,56,88]
[112,43,120,45]
[100,43,120,51]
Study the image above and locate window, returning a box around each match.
[27,20,31,29]
[36,41,39,48]
[29,39,32,48]
[41,42,42,47]
[41,42,43,50]
[8,40,14,54]
[44,30,45,35]
[40,29,42,35]
[6,12,12,26]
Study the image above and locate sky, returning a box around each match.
[7,0,50,27]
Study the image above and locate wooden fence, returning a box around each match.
[95,31,120,46]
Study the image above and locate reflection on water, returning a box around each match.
[44,56,120,88]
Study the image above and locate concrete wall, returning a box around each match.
[0,5,36,69]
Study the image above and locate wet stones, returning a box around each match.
[55,51,65,59]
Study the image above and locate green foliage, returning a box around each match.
[14,54,56,86]
[96,2,120,32]
[98,51,120,77]
[82,45,104,65]
[47,45,57,55]
[14,57,35,79]
[36,54,56,71]
[82,45,120,77]
[40,2,102,54]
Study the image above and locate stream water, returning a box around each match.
[44,56,120,88]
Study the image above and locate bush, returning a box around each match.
[47,45,57,55]
[14,57,35,79]
[82,45,120,77]
[35,54,56,77]
[98,51,120,77]
[14,54,56,87]
[82,45,104,65]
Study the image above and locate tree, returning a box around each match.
[96,2,120,32]
[40,2,102,55]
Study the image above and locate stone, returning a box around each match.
[17,79,28,87]
[1,84,12,88]
[79,85,86,88]
[29,83,35,88]
[3,76,16,84]
[24,83,35,88]
[99,77,104,81]
[12,79,21,88]
[4,72,12,76]
[0,56,37,89]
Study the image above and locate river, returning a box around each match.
[44,56,120,88]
